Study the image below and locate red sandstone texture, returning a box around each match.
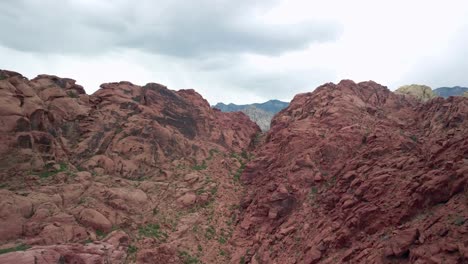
[231,80,468,263]
[0,69,260,263]
[0,70,467,264]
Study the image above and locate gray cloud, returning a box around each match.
[0,0,340,57]
[225,69,335,101]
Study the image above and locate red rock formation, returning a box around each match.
[1,69,467,263]
[0,70,259,178]
[232,80,468,263]
[0,69,260,263]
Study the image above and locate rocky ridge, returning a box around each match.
[230,80,468,263]
[0,69,260,264]
[0,70,467,264]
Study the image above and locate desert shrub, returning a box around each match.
[0,244,30,255]
[138,224,168,241]
[192,160,207,171]
[178,251,200,264]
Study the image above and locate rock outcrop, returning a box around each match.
[231,80,468,263]
[0,69,260,263]
[396,84,437,102]
[1,69,467,264]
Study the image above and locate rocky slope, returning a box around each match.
[0,69,260,264]
[214,100,289,131]
[395,84,437,102]
[1,70,467,264]
[231,80,468,263]
[434,87,468,98]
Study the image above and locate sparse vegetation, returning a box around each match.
[38,162,69,179]
[192,224,201,233]
[128,245,138,254]
[205,225,216,240]
[253,132,262,146]
[210,186,218,195]
[78,197,87,205]
[309,186,318,199]
[218,234,227,244]
[226,213,237,226]
[67,91,79,98]
[240,256,246,264]
[230,150,253,182]
[178,251,201,264]
[207,148,220,160]
[409,135,418,143]
[0,244,31,255]
[192,160,207,171]
[453,215,465,226]
[138,223,168,241]
[96,229,106,239]
[233,163,246,182]
[132,96,142,103]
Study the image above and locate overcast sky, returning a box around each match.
[1,0,468,104]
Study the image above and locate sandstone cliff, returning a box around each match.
[231,80,467,263]
[1,70,467,264]
[0,69,260,264]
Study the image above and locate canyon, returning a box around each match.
[0,70,467,263]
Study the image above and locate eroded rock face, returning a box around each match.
[1,70,467,264]
[0,70,260,263]
[232,80,468,263]
[0,70,259,179]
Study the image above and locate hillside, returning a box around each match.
[0,71,467,264]
[0,69,260,264]
[231,80,468,263]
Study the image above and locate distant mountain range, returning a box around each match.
[433,86,468,98]
[213,100,289,131]
[214,99,289,113]
[214,87,467,131]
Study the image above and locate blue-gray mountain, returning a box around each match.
[213,100,289,131]
[433,86,468,98]
[214,99,289,113]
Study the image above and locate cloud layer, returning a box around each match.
[1,0,468,104]
[0,0,340,57]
